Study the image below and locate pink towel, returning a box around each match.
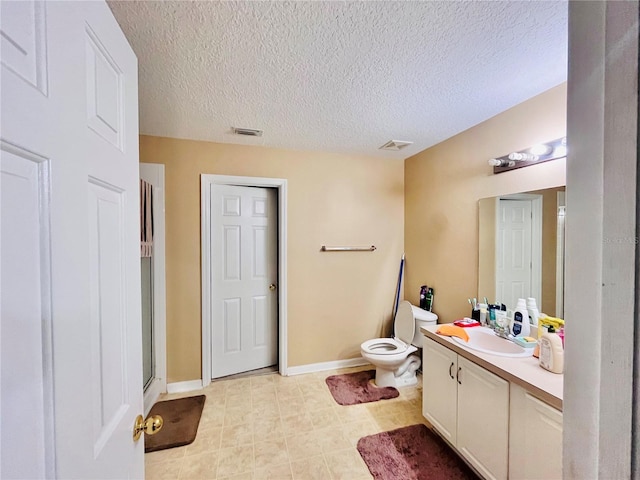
[140,179,153,257]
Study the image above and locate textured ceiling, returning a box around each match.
[108,1,568,159]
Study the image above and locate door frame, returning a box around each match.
[495,194,543,307]
[555,191,565,318]
[201,174,288,386]
[140,163,167,414]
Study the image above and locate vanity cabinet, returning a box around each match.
[509,384,563,480]
[423,340,509,480]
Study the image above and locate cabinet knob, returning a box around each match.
[457,367,462,385]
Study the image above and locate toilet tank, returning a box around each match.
[411,305,438,347]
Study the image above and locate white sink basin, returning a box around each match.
[451,327,534,358]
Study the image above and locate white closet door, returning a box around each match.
[211,185,278,378]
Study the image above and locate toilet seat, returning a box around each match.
[361,337,408,355]
[360,302,417,355]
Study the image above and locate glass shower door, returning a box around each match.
[141,257,154,389]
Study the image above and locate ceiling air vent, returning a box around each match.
[379,140,413,151]
[232,127,263,137]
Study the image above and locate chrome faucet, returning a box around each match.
[494,325,511,339]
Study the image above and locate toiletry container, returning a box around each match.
[420,286,428,310]
[425,288,434,312]
[511,298,530,337]
[558,327,565,348]
[488,304,500,329]
[495,309,509,331]
[526,297,541,327]
[539,326,564,374]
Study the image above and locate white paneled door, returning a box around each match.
[496,199,533,310]
[211,185,278,378]
[1,1,143,478]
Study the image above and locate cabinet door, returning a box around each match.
[423,339,458,445]
[509,384,563,480]
[457,356,509,480]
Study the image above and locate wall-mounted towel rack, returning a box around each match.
[320,245,376,252]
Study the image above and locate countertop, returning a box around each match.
[421,324,563,411]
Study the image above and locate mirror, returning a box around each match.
[478,187,565,317]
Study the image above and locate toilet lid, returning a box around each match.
[394,301,416,345]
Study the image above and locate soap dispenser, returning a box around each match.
[511,298,530,337]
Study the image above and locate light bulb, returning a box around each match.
[553,145,567,157]
[530,144,552,155]
[509,152,538,162]
[488,158,516,167]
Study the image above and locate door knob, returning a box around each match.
[269,284,277,291]
[133,414,163,441]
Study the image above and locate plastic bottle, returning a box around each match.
[539,326,564,374]
[488,304,501,329]
[526,297,541,327]
[478,303,488,326]
[511,298,530,337]
[419,286,428,310]
[425,288,434,312]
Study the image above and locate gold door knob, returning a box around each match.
[269,284,276,291]
[133,414,163,441]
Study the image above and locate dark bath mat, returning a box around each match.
[325,369,399,406]
[357,423,479,480]
[144,395,206,453]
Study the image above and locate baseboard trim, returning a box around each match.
[166,379,203,394]
[286,357,370,376]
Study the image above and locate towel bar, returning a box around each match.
[320,245,376,252]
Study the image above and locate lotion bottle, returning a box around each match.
[539,326,564,374]
[511,298,530,337]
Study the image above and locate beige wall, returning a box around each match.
[404,84,567,323]
[535,187,564,315]
[140,136,404,382]
[477,196,497,302]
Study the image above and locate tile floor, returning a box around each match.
[145,366,429,479]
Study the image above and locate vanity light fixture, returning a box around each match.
[489,137,566,174]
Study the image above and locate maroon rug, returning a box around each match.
[325,370,399,405]
[144,395,206,453]
[357,424,478,480]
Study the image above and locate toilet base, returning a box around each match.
[373,354,421,388]
[393,369,419,387]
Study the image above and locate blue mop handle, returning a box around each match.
[393,254,405,319]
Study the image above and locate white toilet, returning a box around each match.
[360,301,438,388]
